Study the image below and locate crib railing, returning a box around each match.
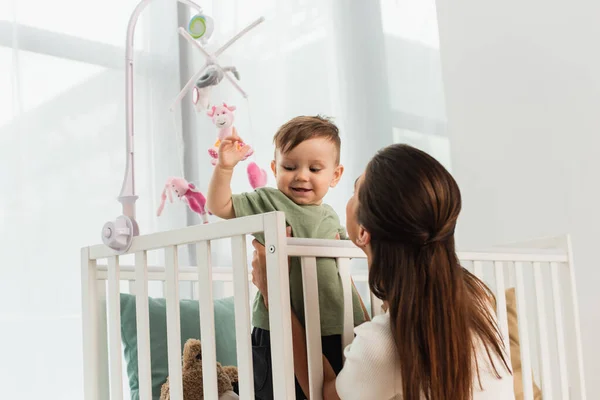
[81,211,587,400]
[290,240,587,400]
[82,212,296,400]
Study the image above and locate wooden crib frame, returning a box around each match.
[81,211,587,400]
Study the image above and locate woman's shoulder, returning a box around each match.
[344,314,398,370]
[355,313,391,337]
[336,314,401,399]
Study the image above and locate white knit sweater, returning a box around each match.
[335,313,515,400]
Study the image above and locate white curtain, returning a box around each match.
[0,0,447,398]
[0,0,186,396]
[188,0,449,263]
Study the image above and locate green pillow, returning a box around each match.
[120,294,238,400]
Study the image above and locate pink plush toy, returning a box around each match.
[157,177,209,223]
[205,102,267,190]
[247,161,267,189]
[207,103,253,166]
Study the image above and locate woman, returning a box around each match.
[250,144,514,399]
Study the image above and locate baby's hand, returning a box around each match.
[217,135,251,169]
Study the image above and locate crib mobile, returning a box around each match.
[101,0,267,254]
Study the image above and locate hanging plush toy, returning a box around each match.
[206,103,268,189]
[247,160,267,189]
[206,103,253,165]
[168,14,268,191]
[157,177,209,224]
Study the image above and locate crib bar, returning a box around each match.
[286,245,366,259]
[134,251,152,400]
[473,261,484,279]
[89,214,266,260]
[196,241,218,400]
[532,262,552,399]
[460,252,567,263]
[337,258,354,355]
[81,248,109,400]
[107,256,124,400]
[550,262,569,399]
[566,236,587,399]
[493,262,511,366]
[96,265,238,282]
[165,246,184,400]
[514,262,534,400]
[301,256,324,400]
[263,212,296,399]
[232,235,255,400]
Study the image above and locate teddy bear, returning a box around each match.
[159,338,239,400]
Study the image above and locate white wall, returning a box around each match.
[435,0,600,396]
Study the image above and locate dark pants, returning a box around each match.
[243,327,343,400]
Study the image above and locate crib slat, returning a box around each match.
[232,235,255,400]
[165,246,184,400]
[81,248,109,400]
[473,260,484,279]
[135,251,152,400]
[514,262,534,400]
[301,256,323,400]
[532,262,552,399]
[566,236,587,400]
[263,212,295,399]
[196,241,218,400]
[551,262,569,399]
[337,258,354,354]
[493,262,511,366]
[107,256,124,400]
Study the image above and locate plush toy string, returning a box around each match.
[159,106,210,223]
[169,105,204,189]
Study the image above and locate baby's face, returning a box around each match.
[271,138,343,205]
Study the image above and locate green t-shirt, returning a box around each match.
[232,187,366,336]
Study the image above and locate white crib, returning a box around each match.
[81,211,587,400]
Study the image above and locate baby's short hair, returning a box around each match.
[273,115,341,164]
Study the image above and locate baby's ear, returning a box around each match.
[270,160,277,177]
[330,164,344,188]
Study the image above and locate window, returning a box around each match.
[1,1,184,397]
[380,0,451,170]
[394,127,452,171]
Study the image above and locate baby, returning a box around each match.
[206,115,367,399]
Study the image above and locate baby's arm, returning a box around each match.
[207,165,236,219]
[338,227,350,240]
[206,136,251,219]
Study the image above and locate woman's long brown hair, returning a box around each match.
[358,144,511,399]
